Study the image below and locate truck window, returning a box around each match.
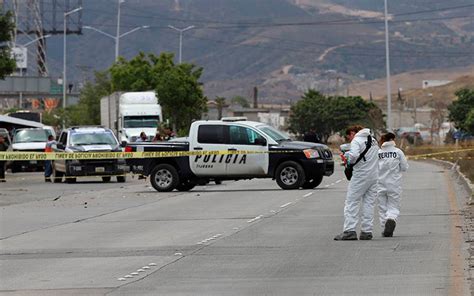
[123,116,160,128]
[197,125,226,144]
[229,125,264,145]
[59,132,67,145]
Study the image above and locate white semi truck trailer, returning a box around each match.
[100,91,162,142]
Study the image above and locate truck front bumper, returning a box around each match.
[301,158,334,178]
[66,160,129,176]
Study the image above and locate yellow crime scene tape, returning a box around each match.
[0,147,472,161]
[407,148,474,160]
[0,149,298,161]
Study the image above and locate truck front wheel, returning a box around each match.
[302,175,323,189]
[275,161,305,190]
[150,164,179,192]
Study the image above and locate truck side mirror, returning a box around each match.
[120,140,127,148]
[255,137,267,146]
[56,143,65,150]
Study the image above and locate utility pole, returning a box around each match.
[384,0,392,131]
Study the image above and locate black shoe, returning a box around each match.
[0,179,5,182]
[359,232,373,240]
[383,219,396,237]
[334,231,357,241]
[45,178,51,183]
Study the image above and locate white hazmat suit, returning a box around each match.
[377,141,408,227]
[343,128,379,233]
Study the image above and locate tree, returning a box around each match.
[110,52,207,134]
[288,89,385,142]
[448,88,474,134]
[0,9,16,79]
[215,97,227,119]
[231,96,250,108]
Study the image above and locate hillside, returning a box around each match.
[21,0,474,102]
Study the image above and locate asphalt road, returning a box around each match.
[0,162,469,295]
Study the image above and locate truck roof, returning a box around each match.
[120,92,157,105]
[193,120,265,128]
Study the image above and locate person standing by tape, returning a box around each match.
[335,125,379,241]
[44,135,56,182]
[377,132,408,237]
[0,135,8,182]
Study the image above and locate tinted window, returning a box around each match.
[229,126,264,145]
[59,133,67,145]
[198,125,226,144]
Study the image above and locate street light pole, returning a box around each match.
[168,25,195,63]
[63,6,82,128]
[115,0,125,61]
[384,0,392,131]
[84,25,149,61]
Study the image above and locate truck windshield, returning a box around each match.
[13,129,51,143]
[124,116,160,128]
[70,131,118,146]
[257,125,291,142]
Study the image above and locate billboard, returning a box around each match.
[11,47,28,69]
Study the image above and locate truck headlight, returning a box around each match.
[303,149,320,159]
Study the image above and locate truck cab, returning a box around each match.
[10,127,56,172]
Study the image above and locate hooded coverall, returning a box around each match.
[377,140,408,227]
[343,128,379,233]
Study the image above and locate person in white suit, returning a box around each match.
[335,125,379,241]
[377,132,409,237]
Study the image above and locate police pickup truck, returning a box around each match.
[126,119,334,192]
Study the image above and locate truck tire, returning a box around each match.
[116,176,126,183]
[53,166,63,183]
[275,161,305,190]
[150,164,179,192]
[302,175,323,189]
[65,176,76,183]
[176,181,196,191]
[102,176,111,183]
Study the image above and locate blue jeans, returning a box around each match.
[44,160,52,178]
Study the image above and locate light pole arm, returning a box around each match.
[119,26,148,38]
[83,26,116,40]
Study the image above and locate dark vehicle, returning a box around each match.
[7,111,41,123]
[126,119,334,192]
[396,127,423,145]
[52,126,128,183]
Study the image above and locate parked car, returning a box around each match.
[395,127,423,145]
[52,126,128,183]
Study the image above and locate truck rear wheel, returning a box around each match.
[302,175,323,189]
[275,161,305,190]
[150,164,179,192]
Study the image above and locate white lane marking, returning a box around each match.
[270,210,276,213]
[280,202,292,208]
[148,263,157,266]
[325,184,330,188]
[233,227,239,230]
[143,266,151,270]
[131,272,139,275]
[303,192,313,197]
[118,277,126,281]
[335,180,342,184]
[124,275,133,278]
[174,252,183,256]
[247,215,263,223]
[137,269,145,272]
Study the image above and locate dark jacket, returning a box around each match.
[0,142,8,152]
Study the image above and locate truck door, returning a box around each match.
[190,124,228,176]
[226,125,269,176]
